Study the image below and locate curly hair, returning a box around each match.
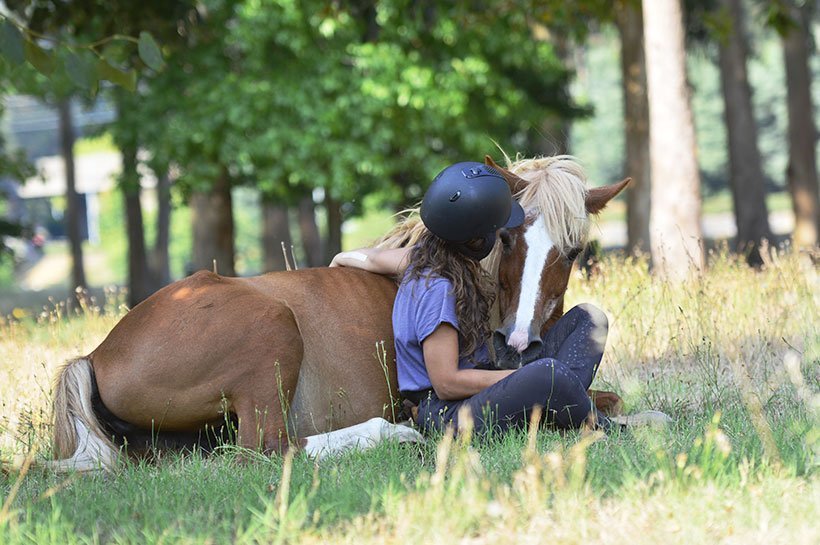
[405,231,496,358]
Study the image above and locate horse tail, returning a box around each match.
[47,357,118,472]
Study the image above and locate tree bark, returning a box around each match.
[642,0,704,278]
[616,0,652,255]
[152,169,172,286]
[190,169,235,276]
[56,98,86,292]
[717,0,772,266]
[782,2,819,249]
[298,194,323,267]
[121,143,152,307]
[324,192,343,264]
[262,198,293,271]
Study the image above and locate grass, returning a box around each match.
[0,250,817,544]
[74,133,117,156]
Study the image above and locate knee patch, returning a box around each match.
[576,303,608,329]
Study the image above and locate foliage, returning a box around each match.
[91,0,593,211]
[0,1,175,96]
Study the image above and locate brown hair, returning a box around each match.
[405,231,496,358]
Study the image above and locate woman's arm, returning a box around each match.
[422,324,514,401]
[329,247,411,276]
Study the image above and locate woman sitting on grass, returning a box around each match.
[332,162,667,435]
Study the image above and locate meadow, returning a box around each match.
[0,250,817,544]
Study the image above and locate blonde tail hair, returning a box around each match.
[49,357,118,472]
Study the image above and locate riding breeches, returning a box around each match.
[413,304,612,435]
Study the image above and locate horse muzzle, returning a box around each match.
[492,329,543,370]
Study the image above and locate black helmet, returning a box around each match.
[421,161,525,260]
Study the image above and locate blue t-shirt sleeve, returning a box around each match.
[413,278,460,343]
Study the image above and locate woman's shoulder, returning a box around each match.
[400,268,452,290]
[397,270,455,304]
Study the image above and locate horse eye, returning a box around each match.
[567,247,582,262]
[498,229,512,249]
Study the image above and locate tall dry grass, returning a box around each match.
[0,251,817,544]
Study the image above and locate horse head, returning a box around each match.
[484,155,629,369]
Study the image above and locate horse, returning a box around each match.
[46,154,628,471]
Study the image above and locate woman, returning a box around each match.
[330,161,613,435]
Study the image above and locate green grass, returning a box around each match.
[74,133,117,156]
[1,251,817,543]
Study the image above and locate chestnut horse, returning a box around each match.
[47,155,628,471]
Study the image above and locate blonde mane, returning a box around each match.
[375,154,591,262]
[507,155,590,256]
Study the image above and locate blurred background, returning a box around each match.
[0,0,817,314]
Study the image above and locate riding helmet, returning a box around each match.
[421,161,525,260]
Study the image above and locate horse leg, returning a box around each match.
[230,302,304,454]
[233,398,290,454]
[588,389,624,416]
[299,418,424,460]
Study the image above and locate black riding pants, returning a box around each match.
[413,304,611,434]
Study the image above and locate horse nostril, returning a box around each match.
[507,330,529,353]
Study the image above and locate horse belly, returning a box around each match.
[277,270,400,436]
[91,272,299,432]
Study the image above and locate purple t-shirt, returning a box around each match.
[393,271,491,392]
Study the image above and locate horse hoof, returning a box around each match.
[610,410,673,428]
[370,417,425,444]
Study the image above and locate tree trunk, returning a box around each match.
[190,169,235,276]
[642,0,704,278]
[56,98,86,292]
[121,143,152,307]
[152,169,172,286]
[717,0,772,266]
[298,194,323,267]
[262,198,293,271]
[782,2,819,249]
[324,192,343,264]
[616,0,652,255]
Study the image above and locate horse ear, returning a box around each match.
[586,177,631,215]
[485,155,527,194]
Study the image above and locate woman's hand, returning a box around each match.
[329,247,411,276]
[329,250,369,268]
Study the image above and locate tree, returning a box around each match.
[55,98,87,291]
[2,73,89,295]
[642,0,704,278]
[191,169,235,276]
[228,0,587,260]
[2,3,193,305]
[716,0,772,265]
[261,198,292,272]
[774,1,819,250]
[615,0,651,254]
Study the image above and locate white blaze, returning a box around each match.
[510,215,554,350]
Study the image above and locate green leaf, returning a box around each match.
[0,19,25,65]
[23,39,54,75]
[98,59,136,92]
[64,50,96,90]
[138,31,164,71]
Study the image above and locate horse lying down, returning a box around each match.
[42,155,648,472]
